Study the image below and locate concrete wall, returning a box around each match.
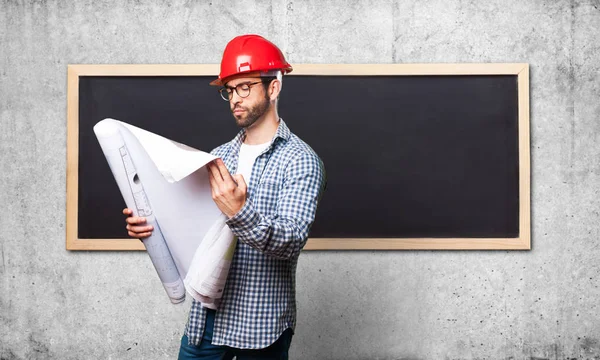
[1,1,599,359]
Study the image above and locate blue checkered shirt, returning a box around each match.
[185,119,326,349]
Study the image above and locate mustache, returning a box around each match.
[232,105,247,112]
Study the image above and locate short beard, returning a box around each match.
[232,93,270,128]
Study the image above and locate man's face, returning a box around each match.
[224,76,270,128]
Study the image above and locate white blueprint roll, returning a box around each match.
[94,120,185,304]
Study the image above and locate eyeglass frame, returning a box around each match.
[218,78,274,101]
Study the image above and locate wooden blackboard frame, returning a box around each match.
[66,63,530,251]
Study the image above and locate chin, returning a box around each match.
[235,118,250,128]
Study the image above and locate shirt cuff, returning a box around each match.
[225,198,261,236]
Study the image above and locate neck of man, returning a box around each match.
[243,104,279,145]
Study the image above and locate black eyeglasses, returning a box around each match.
[218,80,265,101]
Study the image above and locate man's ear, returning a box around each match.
[269,79,281,101]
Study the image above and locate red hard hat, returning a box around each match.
[210,34,293,86]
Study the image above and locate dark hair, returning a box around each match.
[260,76,277,91]
[260,76,280,105]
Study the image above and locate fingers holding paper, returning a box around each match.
[123,208,154,239]
[207,159,247,218]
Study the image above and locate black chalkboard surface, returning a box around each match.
[67,64,530,250]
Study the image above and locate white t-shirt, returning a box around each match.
[236,142,270,186]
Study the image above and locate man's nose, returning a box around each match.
[230,90,243,104]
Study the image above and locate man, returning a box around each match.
[123,34,326,359]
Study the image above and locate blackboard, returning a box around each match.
[66,64,530,250]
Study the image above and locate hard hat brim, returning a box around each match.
[209,66,292,87]
[209,70,262,87]
[209,78,223,87]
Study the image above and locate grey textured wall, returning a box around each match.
[1,1,599,359]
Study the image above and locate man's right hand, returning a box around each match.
[123,208,154,239]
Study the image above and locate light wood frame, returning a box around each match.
[66,63,530,250]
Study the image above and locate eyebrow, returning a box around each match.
[225,81,254,89]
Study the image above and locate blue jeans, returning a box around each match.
[178,309,293,360]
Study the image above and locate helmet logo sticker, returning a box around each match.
[238,62,251,73]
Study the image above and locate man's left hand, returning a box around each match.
[207,158,247,218]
